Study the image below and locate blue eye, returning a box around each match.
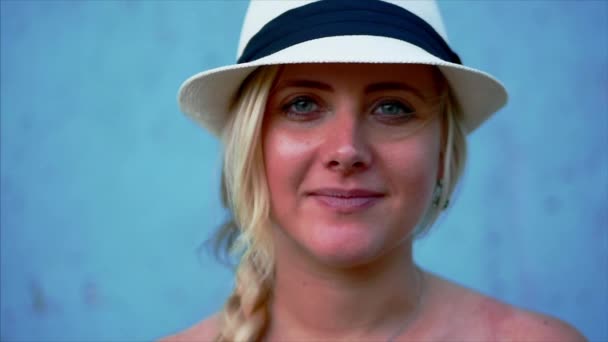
[289,97,317,113]
[373,100,414,116]
[282,96,322,120]
[371,100,418,125]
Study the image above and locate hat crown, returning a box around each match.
[236,0,449,59]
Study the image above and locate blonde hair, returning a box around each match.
[413,88,468,236]
[212,65,467,341]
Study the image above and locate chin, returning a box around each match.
[304,221,403,269]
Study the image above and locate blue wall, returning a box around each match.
[1,1,606,341]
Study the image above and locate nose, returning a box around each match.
[322,110,372,174]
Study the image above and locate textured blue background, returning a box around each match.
[1,1,606,341]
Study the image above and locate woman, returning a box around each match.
[164,1,585,341]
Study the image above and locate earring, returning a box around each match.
[432,180,450,210]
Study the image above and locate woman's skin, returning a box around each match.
[263,63,442,341]
[162,64,586,342]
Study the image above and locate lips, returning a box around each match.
[306,188,385,213]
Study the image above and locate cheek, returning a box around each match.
[382,125,442,211]
[396,138,439,183]
[263,127,316,214]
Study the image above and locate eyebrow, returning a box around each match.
[274,79,334,92]
[364,82,426,99]
[273,79,427,99]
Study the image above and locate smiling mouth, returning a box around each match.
[307,189,385,213]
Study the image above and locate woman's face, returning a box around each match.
[262,63,443,267]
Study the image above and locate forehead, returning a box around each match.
[274,63,441,94]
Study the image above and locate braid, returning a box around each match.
[217,255,272,342]
[212,66,280,342]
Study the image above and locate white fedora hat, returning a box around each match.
[178,0,508,136]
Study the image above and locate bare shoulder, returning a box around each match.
[501,308,587,341]
[158,313,221,342]
[424,272,586,341]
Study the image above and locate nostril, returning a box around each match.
[328,160,340,168]
[352,161,365,169]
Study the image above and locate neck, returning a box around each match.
[266,240,422,341]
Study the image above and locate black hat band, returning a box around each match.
[237,0,462,65]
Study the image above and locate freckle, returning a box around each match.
[543,320,548,326]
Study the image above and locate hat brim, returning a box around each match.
[178,35,507,135]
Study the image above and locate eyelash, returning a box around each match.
[280,96,417,123]
[281,96,323,121]
[371,99,415,122]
